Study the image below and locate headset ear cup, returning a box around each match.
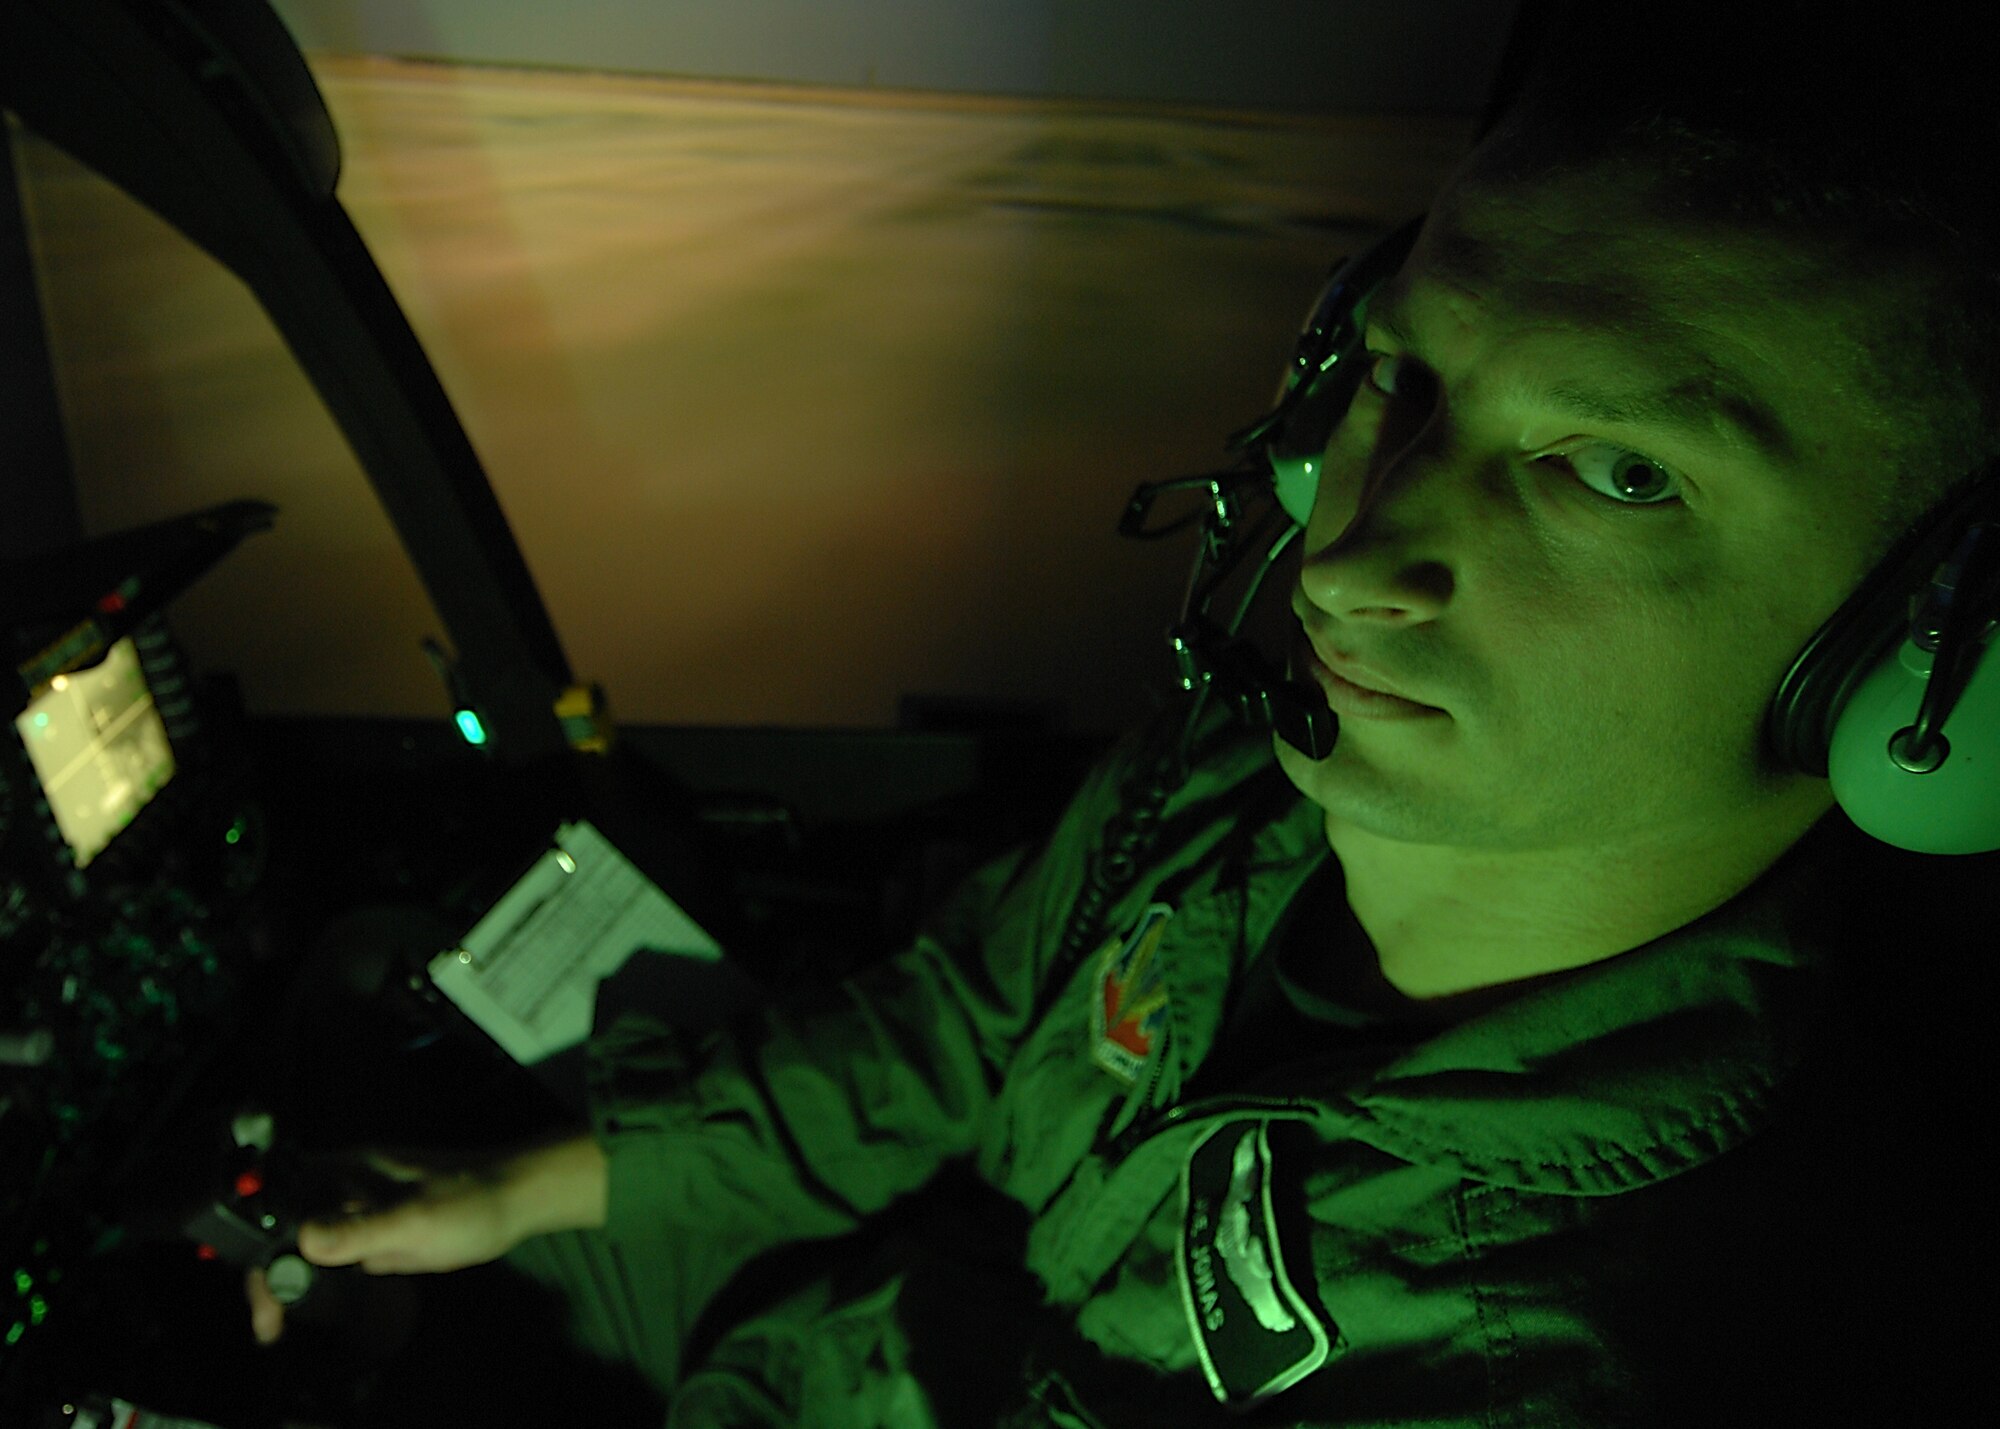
[1828,628,2000,853]
[1771,471,1994,767]
[1263,217,1424,530]
[1772,468,2000,853]
[1273,456,1319,528]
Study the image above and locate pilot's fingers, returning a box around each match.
[295,1169,514,1275]
[296,1216,371,1267]
[246,1266,286,1346]
[298,1200,453,1273]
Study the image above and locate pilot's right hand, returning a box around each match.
[246,1136,607,1345]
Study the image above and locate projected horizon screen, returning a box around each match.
[14,636,176,868]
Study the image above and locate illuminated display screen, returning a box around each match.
[14,637,176,868]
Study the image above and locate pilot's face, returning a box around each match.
[1275,152,1907,859]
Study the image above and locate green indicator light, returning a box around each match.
[28,1296,45,1325]
[224,819,244,846]
[32,713,48,728]
[454,709,488,746]
[5,1322,22,1346]
[11,1270,28,1295]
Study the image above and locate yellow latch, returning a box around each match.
[555,682,615,753]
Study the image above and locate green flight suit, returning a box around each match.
[504,717,1893,1426]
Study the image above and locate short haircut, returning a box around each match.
[1474,2,1999,563]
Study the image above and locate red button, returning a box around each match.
[235,1170,264,1199]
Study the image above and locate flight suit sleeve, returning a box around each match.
[578,727,1147,1271]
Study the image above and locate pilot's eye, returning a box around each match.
[1540,440,1685,508]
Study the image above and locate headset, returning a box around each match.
[1122,216,2000,857]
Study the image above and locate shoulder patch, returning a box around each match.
[1089,903,1174,1086]
[1177,1119,1333,1409]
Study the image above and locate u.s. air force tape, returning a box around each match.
[1177,1119,1333,1409]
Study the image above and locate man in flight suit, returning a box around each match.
[252,6,1997,1424]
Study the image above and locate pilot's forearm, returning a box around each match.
[501,1131,609,1240]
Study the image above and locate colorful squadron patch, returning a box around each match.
[1089,903,1174,1086]
[1177,1119,1333,1409]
